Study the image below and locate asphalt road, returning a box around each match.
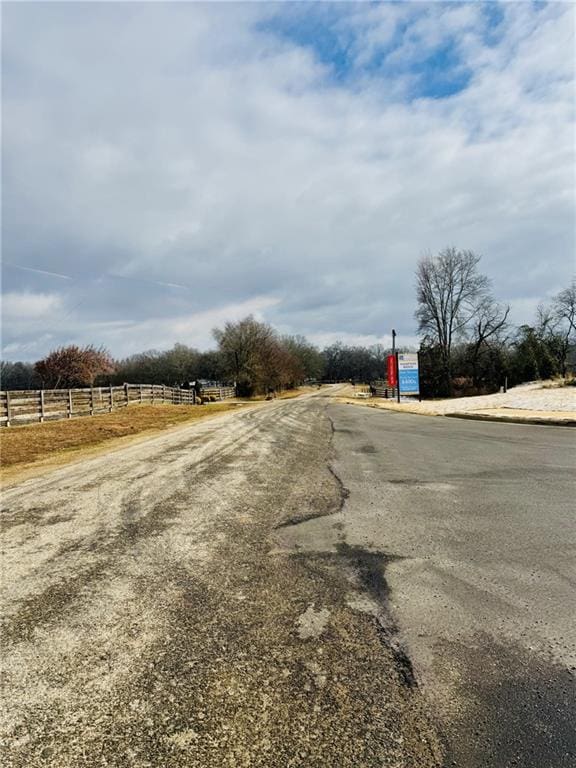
[1,390,574,767]
[316,404,575,767]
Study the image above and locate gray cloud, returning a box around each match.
[2,2,574,360]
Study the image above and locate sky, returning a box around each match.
[2,1,575,361]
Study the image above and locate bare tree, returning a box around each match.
[213,316,272,393]
[536,303,555,338]
[213,316,301,395]
[281,335,324,380]
[549,279,576,376]
[416,247,489,394]
[468,297,510,388]
[0,361,38,390]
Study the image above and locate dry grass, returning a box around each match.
[0,402,246,474]
[276,386,318,399]
[541,377,575,389]
[336,384,371,398]
[0,388,315,485]
[238,386,315,402]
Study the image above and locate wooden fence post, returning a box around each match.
[6,391,12,427]
[68,389,73,418]
[139,384,143,404]
[162,384,166,403]
[39,390,45,423]
[90,387,94,415]
[109,385,114,412]
[125,383,129,407]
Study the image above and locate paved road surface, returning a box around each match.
[1,390,574,766]
[288,403,576,767]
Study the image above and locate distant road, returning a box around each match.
[2,389,574,767]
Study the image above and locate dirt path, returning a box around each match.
[1,392,442,767]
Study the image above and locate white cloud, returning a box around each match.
[2,292,62,319]
[1,2,574,360]
[83,295,280,358]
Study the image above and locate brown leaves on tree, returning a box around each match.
[34,345,114,388]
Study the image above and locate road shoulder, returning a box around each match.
[0,401,262,488]
[334,394,576,427]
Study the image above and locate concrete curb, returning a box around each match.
[337,399,440,417]
[337,397,576,427]
[445,412,576,427]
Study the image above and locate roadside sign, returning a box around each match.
[386,354,397,387]
[397,353,420,395]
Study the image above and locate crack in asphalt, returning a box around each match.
[276,427,419,693]
[336,544,416,689]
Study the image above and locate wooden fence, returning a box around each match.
[200,386,236,402]
[370,381,399,399]
[0,384,236,427]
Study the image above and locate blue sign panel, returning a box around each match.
[399,368,419,393]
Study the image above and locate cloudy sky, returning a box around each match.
[2,1,575,361]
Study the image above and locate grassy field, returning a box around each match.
[0,402,248,481]
[0,387,315,484]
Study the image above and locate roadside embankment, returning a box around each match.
[335,383,576,426]
[0,387,318,486]
[0,402,252,485]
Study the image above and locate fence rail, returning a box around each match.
[0,383,236,427]
[370,382,399,399]
[199,386,236,401]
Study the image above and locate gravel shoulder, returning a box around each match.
[1,392,442,767]
[0,402,258,488]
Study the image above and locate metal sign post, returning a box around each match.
[391,329,398,403]
[417,351,422,401]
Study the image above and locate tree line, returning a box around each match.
[0,319,396,395]
[2,250,574,397]
[416,248,575,396]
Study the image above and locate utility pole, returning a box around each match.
[392,329,400,403]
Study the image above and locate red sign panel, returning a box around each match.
[387,354,397,387]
